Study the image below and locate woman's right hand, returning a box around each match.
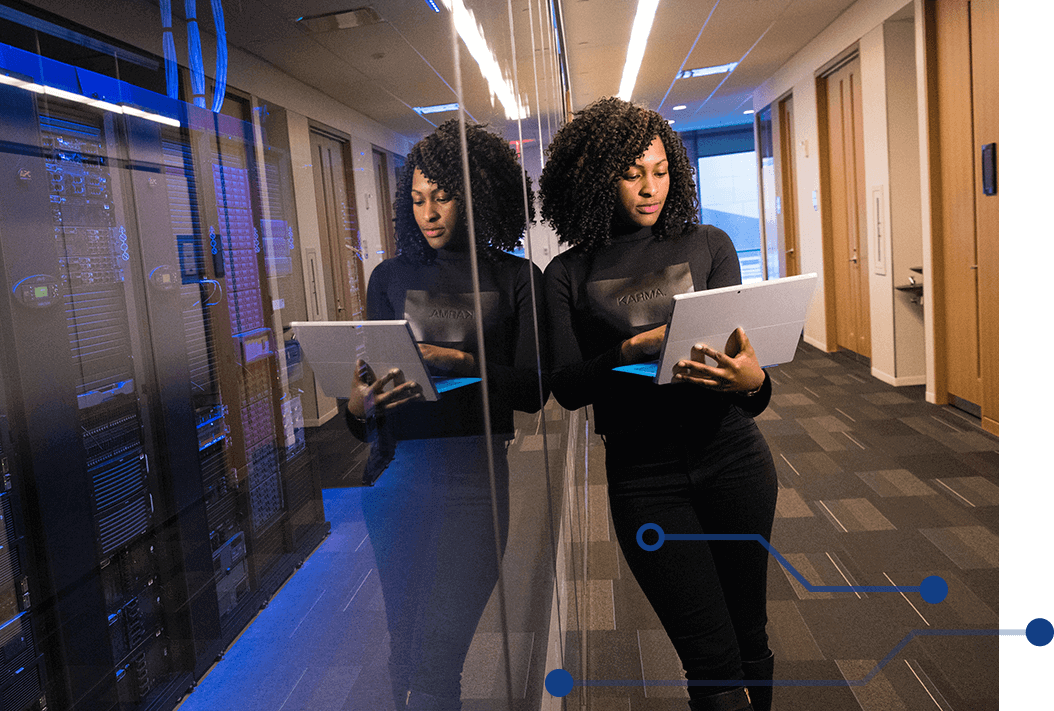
[620,325,666,365]
[347,359,425,419]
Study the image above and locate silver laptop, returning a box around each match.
[288,320,480,401]
[614,273,818,383]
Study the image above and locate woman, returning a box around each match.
[346,119,545,710]
[540,97,776,711]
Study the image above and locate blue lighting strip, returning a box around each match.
[424,0,442,12]
[0,41,183,126]
[210,0,228,112]
[186,0,207,108]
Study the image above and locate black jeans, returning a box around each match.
[605,409,778,699]
[362,435,510,707]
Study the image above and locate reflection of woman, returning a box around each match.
[540,98,776,711]
[344,120,544,710]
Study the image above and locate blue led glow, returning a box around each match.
[424,0,441,12]
[187,22,206,107]
[210,0,228,113]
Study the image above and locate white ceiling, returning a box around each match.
[18,0,864,143]
[208,0,862,143]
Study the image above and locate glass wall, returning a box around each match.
[0,2,575,710]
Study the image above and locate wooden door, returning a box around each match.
[310,130,364,320]
[777,96,800,276]
[822,57,871,358]
[930,0,998,429]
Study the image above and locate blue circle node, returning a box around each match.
[636,523,665,551]
[545,669,574,697]
[920,575,948,604]
[1026,618,1054,647]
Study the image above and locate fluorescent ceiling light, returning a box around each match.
[673,104,687,110]
[667,119,675,124]
[678,61,738,79]
[618,0,660,101]
[0,73,180,126]
[122,105,181,127]
[743,109,755,114]
[414,102,459,115]
[440,0,529,120]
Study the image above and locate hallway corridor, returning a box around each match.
[174,342,1000,711]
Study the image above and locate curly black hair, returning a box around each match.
[539,96,698,251]
[393,119,533,263]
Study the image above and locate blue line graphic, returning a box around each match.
[635,523,948,602]
[546,627,1033,696]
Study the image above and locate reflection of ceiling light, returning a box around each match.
[673,104,687,110]
[413,103,459,115]
[678,61,738,79]
[296,7,382,32]
[743,109,755,114]
[440,0,529,120]
[0,73,181,126]
[617,0,660,102]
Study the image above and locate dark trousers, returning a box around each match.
[604,409,778,700]
[362,436,510,707]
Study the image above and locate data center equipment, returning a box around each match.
[0,22,327,711]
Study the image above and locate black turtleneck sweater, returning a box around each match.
[543,224,771,440]
[362,247,546,440]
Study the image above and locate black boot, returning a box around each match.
[687,686,754,711]
[742,651,774,711]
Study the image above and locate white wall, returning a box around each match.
[859,24,895,379]
[884,17,926,384]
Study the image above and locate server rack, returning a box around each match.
[0,354,44,711]
[0,39,328,711]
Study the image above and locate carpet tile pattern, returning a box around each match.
[175,342,999,710]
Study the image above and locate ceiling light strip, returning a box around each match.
[678,61,738,79]
[617,0,660,102]
[0,73,181,126]
[413,102,459,114]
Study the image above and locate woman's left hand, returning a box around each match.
[671,327,766,393]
